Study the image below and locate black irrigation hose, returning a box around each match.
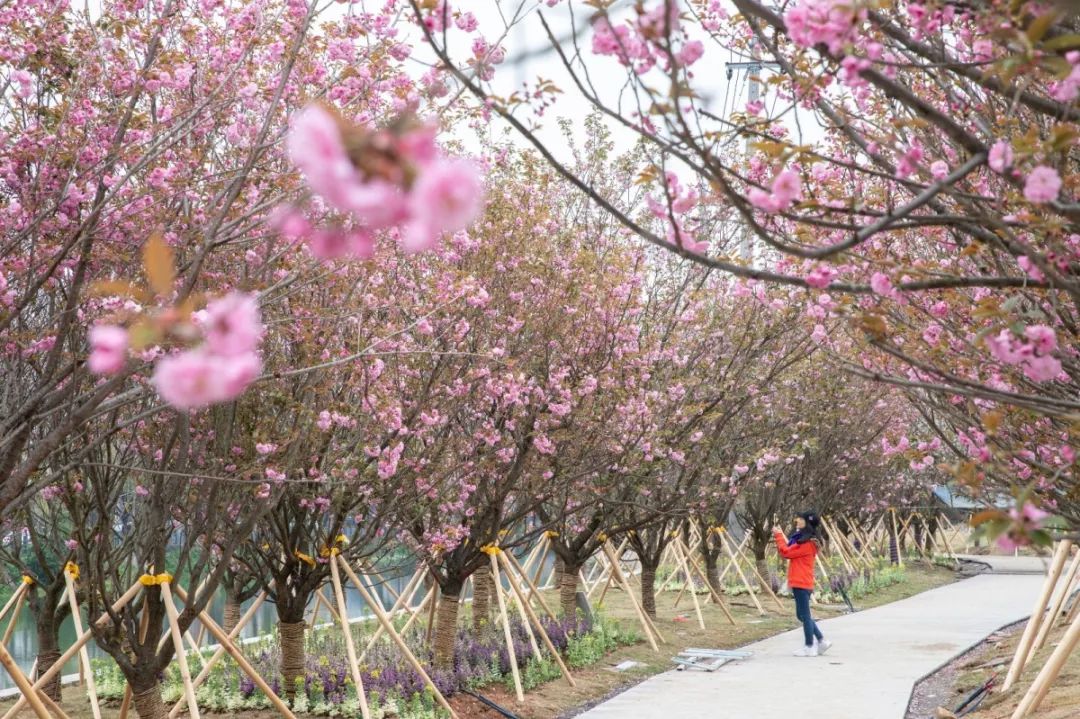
[837,584,856,613]
[954,673,996,717]
[957,689,989,717]
[460,688,521,719]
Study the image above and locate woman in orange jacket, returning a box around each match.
[773,511,832,657]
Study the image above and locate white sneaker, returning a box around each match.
[817,639,832,655]
[793,644,818,657]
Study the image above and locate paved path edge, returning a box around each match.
[902,612,1029,717]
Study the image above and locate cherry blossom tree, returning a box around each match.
[407,0,1080,534]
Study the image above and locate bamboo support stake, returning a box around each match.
[1033,547,1080,651]
[359,583,435,663]
[424,583,439,649]
[170,586,294,719]
[0,641,52,719]
[729,537,783,612]
[678,538,736,624]
[1,584,29,647]
[1011,606,1080,719]
[521,536,548,584]
[1,581,142,719]
[360,564,408,609]
[823,520,856,573]
[356,574,430,663]
[716,534,750,584]
[655,543,681,594]
[846,519,876,564]
[589,539,628,603]
[837,521,872,570]
[329,557,373,719]
[1061,570,1080,627]
[167,591,269,719]
[0,581,29,626]
[62,567,102,719]
[670,540,705,629]
[528,536,550,589]
[367,565,426,619]
[158,581,200,719]
[503,550,558,620]
[316,589,343,623]
[337,557,459,718]
[889,510,904,566]
[720,531,765,616]
[501,570,541,658]
[486,550,525,702]
[1003,540,1073,691]
[935,519,961,568]
[497,551,576,688]
[120,591,150,719]
[601,542,663,649]
[823,517,864,571]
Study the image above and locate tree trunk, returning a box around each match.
[35,614,62,701]
[471,565,490,631]
[639,561,657,619]
[278,620,306,698]
[752,540,771,591]
[223,594,242,636]
[560,564,579,618]
[552,555,564,594]
[433,590,460,669]
[700,540,723,602]
[131,683,167,719]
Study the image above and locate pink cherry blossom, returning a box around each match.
[286,104,362,213]
[151,349,261,410]
[1017,256,1045,282]
[987,141,1014,173]
[1023,354,1062,382]
[1023,166,1062,203]
[204,292,262,357]
[1023,325,1057,354]
[408,158,484,236]
[676,40,705,67]
[805,264,837,289]
[784,0,866,55]
[87,325,129,375]
[870,272,896,298]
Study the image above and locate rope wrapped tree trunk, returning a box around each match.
[132,685,167,719]
[35,650,62,702]
[560,564,579,618]
[433,591,460,668]
[278,621,306,698]
[471,565,491,631]
[639,562,657,619]
[222,596,242,636]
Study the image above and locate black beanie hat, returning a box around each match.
[798,511,820,530]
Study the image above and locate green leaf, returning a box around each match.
[1043,33,1080,51]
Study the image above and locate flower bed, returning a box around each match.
[92,613,638,718]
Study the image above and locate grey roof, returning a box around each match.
[931,484,1010,510]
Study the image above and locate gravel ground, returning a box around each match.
[905,620,1023,719]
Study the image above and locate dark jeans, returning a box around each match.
[793,588,824,647]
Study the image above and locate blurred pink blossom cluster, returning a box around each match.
[591,3,706,74]
[997,502,1049,552]
[88,293,264,411]
[985,324,1062,383]
[284,103,484,259]
[784,0,867,55]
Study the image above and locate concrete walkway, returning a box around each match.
[579,570,1045,719]
[954,554,1052,574]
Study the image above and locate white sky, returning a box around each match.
[391,0,825,163]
